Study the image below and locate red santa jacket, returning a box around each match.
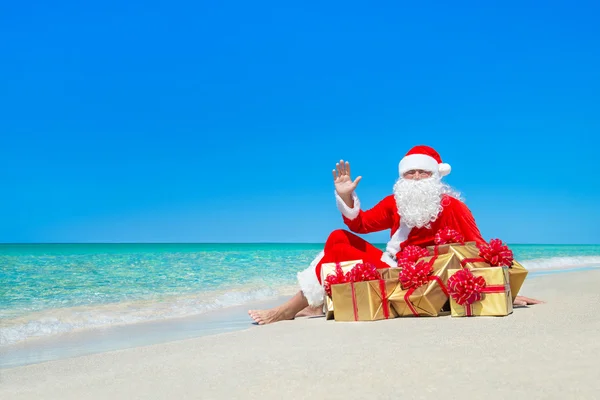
[339,193,485,259]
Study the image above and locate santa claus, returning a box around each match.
[249,145,542,324]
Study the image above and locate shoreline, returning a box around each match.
[0,295,289,369]
[2,268,600,399]
[2,265,599,369]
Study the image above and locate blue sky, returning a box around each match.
[1,1,598,244]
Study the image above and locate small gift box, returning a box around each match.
[328,262,400,322]
[321,260,363,320]
[388,252,459,317]
[321,260,399,320]
[330,279,400,322]
[447,266,513,317]
[427,229,528,300]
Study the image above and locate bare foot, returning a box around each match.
[248,307,294,325]
[295,306,325,318]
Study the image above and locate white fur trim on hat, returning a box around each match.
[399,154,451,177]
[335,191,361,220]
[297,250,325,306]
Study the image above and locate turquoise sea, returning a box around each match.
[2,243,600,349]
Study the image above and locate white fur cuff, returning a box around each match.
[297,250,325,307]
[335,191,361,220]
[380,252,398,268]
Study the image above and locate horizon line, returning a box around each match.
[1,242,598,246]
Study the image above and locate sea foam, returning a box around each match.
[2,253,599,347]
[0,284,297,346]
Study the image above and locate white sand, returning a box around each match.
[2,269,600,400]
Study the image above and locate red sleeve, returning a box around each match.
[445,197,486,245]
[342,195,395,234]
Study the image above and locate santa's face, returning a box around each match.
[402,169,433,180]
[393,171,445,229]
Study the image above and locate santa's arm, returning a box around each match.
[335,192,395,234]
[449,198,486,245]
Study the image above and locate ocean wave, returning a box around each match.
[0,284,298,347]
[520,256,600,270]
[3,255,600,347]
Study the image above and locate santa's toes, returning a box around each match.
[248,308,286,324]
[248,310,262,324]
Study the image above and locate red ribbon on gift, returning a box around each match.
[447,268,508,316]
[434,227,465,245]
[344,261,381,282]
[350,282,359,321]
[397,245,430,269]
[459,239,514,268]
[464,284,507,316]
[348,279,392,321]
[478,239,514,267]
[338,262,390,321]
[399,256,449,317]
[379,279,390,320]
[324,262,348,297]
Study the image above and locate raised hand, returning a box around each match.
[332,160,362,197]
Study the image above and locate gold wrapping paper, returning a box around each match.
[447,266,513,317]
[321,260,363,320]
[507,260,528,300]
[389,253,460,317]
[331,279,400,321]
[427,242,528,300]
[379,268,401,281]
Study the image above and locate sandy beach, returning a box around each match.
[2,269,600,400]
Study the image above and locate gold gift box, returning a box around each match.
[321,260,363,320]
[321,260,397,320]
[389,253,459,317]
[426,242,528,300]
[447,266,513,317]
[330,279,400,321]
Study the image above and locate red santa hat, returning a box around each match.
[398,145,451,177]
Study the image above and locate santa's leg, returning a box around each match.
[248,230,386,325]
[248,291,309,325]
[296,230,388,312]
[249,247,325,324]
[314,229,389,279]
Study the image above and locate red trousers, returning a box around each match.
[315,229,390,283]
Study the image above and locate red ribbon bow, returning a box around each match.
[399,259,449,316]
[478,239,514,267]
[344,262,381,283]
[459,238,514,268]
[447,268,486,306]
[397,245,430,269]
[325,262,383,298]
[434,227,465,245]
[400,259,434,289]
[324,262,347,298]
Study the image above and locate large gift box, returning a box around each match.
[330,278,400,321]
[389,252,459,317]
[427,241,528,300]
[447,266,513,317]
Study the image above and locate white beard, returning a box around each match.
[393,176,461,229]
